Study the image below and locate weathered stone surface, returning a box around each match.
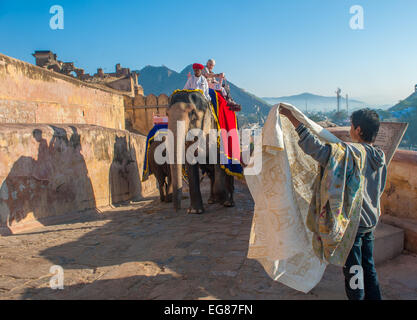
[157,94,169,106]
[0,180,416,300]
[0,53,126,130]
[145,94,158,106]
[382,150,417,221]
[0,124,156,234]
[382,215,417,254]
[125,105,168,135]
[374,223,404,263]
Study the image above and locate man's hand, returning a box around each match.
[279,104,301,128]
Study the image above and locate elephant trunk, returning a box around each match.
[168,103,191,211]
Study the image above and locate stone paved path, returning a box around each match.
[1,180,417,300]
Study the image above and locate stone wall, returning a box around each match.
[125,93,169,135]
[0,53,127,130]
[380,150,417,253]
[382,150,417,220]
[0,124,156,235]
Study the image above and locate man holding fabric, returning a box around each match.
[280,106,387,300]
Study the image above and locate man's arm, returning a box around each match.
[280,106,331,167]
[202,70,224,79]
[296,124,331,167]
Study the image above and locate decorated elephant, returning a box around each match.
[167,89,239,214]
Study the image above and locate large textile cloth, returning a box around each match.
[209,88,243,178]
[245,103,366,293]
[142,124,168,182]
[307,140,367,266]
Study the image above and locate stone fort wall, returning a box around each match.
[0,53,126,130]
[124,93,169,136]
[0,124,156,235]
[0,53,161,235]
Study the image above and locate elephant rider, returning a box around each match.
[203,59,224,89]
[183,63,211,101]
[202,59,241,112]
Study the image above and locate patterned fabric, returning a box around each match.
[209,88,243,178]
[245,103,366,293]
[142,124,190,184]
[307,141,367,266]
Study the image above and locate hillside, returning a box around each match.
[263,92,367,112]
[390,90,417,113]
[135,65,271,124]
[388,90,417,148]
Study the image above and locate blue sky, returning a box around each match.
[1,0,416,105]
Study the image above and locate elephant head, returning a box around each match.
[167,90,214,210]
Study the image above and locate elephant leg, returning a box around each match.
[207,172,215,204]
[165,167,173,203]
[186,162,204,214]
[201,164,216,204]
[149,142,166,202]
[213,165,228,205]
[156,174,166,202]
[223,174,235,207]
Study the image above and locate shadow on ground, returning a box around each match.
[2,180,346,300]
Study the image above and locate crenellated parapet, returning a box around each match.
[124,93,169,135]
[32,50,143,96]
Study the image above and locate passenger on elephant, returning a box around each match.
[183,63,211,101]
[203,59,224,88]
[202,59,241,112]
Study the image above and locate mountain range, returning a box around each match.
[262,93,367,113]
[136,64,415,147]
[135,65,271,118]
[136,65,373,114]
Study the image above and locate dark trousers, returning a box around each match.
[343,230,382,300]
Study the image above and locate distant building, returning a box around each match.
[32,50,143,95]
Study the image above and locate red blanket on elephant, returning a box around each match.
[209,89,243,178]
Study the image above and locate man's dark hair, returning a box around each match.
[350,108,380,143]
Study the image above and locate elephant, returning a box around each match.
[167,90,235,214]
[148,139,173,203]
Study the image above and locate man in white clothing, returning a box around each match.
[203,59,225,88]
[203,59,241,112]
[183,63,211,101]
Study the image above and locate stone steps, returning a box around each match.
[382,215,417,255]
[374,222,404,265]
